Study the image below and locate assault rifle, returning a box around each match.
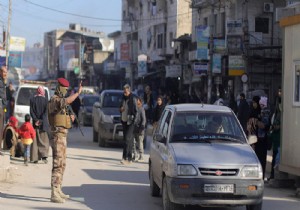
[66,105,84,136]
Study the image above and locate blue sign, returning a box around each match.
[9,51,23,68]
[0,57,6,66]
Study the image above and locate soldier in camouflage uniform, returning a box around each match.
[48,78,82,203]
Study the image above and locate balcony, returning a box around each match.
[149,12,167,27]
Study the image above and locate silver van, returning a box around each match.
[149,104,263,210]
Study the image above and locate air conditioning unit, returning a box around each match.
[264,3,274,13]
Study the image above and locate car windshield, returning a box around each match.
[171,112,246,143]
[103,92,123,108]
[83,96,99,106]
[16,87,49,106]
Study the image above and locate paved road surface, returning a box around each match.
[0,126,299,210]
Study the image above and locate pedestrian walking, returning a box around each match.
[0,65,8,150]
[255,96,271,179]
[237,93,250,134]
[133,97,146,162]
[143,85,153,123]
[48,78,82,203]
[19,114,36,166]
[152,96,165,132]
[2,116,23,158]
[120,84,137,164]
[30,86,50,164]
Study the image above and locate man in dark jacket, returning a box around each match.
[237,93,249,134]
[30,86,50,163]
[120,84,137,164]
[0,66,8,150]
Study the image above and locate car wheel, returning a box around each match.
[246,202,262,210]
[163,177,179,210]
[98,132,106,147]
[93,128,98,142]
[149,165,160,197]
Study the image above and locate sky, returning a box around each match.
[0,0,122,47]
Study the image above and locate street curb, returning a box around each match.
[0,151,12,182]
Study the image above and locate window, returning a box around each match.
[169,32,174,48]
[255,17,269,34]
[170,112,246,143]
[294,62,300,106]
[158,110,171,139]
[139,2,143,16]
[139,39,142,50]
[157,33,163,49]
[17,87,49,105]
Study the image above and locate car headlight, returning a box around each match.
[177,164,198,176]
[102,115,113,123]
[241,166,263,179]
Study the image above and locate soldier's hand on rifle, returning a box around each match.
[78,81,83,95]
[70,114,75,122]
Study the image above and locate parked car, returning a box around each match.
[13,82,50,125]
[149,104,263,210]
[92,90,124,147]
[78,95,99,126]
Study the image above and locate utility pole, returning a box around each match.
[129,14,134,89]
[207,1,215,104]
[5,0,12,66]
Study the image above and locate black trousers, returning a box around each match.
[255,137,268,179]
[270,149,278,179]
[122,122,135,161]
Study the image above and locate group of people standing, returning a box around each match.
[0,65,83,203]
[2,84,50,165]
[119,83,167,164]
[237,89,282,180]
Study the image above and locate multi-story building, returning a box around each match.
[190,0,286,105]
[44,24,113,88]
[121,0,192,95]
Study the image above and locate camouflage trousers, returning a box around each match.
[51,132,67,187]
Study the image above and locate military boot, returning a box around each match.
[58,185,70,199]
[51,186,65,203]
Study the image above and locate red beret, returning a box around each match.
[57,78,69,87]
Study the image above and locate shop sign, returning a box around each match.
[165,65,182,78]
[193,63,207,75]
[213,54,222,74]
[226,20,243,36]
[138,54,147,78]
[228,55,245,76]
[121,43,130,61]
[196,25,209,60]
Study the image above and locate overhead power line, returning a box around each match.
[23,0,122,22]
[23,0,193,22]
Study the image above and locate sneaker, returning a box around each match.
[33,161,38,164]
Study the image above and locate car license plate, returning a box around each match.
[204,184,234,193]
[118,131,123,137]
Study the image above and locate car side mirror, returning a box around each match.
[153,133,166,143]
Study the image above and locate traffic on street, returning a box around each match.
[1,126,300,210]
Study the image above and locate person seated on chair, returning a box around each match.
[3,116,24,158]
[206,116,224,133]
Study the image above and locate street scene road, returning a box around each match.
[1,126,300,210]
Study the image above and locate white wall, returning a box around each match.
[281,23,300,176]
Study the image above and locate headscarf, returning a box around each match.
[8,116,18,128]
[36,86,45,97]
[259,96,268,108]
